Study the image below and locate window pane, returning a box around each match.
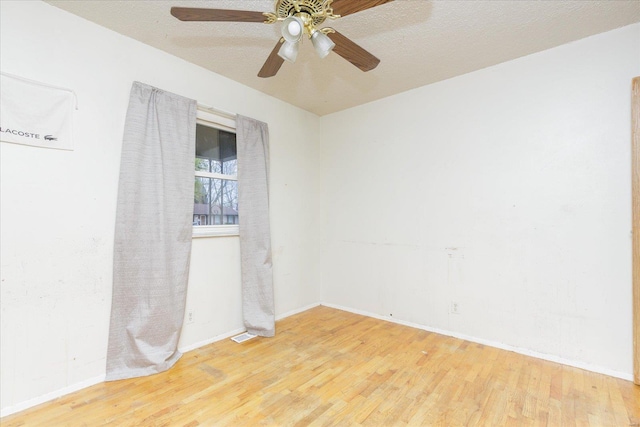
[193,177,238,226]
[221,180,238,224]
[195,124,236,175]
[194,123,237,227]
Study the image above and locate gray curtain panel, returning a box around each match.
[237,115,275,337]
[106,82,197,381]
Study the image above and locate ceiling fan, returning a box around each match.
[170,0,393,78]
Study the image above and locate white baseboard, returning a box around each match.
[276,302,321,321]
[178,327,247,353]
[0,374,105,418]
[320,302,634,382]
[178,302,321,353]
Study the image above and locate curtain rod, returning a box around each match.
[197,103,237,120]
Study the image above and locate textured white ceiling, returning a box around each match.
[44,0,640,116]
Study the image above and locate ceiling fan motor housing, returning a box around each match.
[275,0,332,26]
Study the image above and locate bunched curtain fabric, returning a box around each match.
[106,82,197,381]
[237,115,275,337]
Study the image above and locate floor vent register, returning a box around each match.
[231,332,257,344]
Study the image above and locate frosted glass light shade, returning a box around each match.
[311,31,335,59]
[281,16,304,43]
[278,40,299,62]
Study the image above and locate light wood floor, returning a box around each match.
[2,306,639,426]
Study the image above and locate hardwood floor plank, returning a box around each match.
[2,306,639,426]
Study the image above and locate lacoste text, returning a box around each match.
[0,127,40,139]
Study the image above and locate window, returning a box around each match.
[193,107,238,237]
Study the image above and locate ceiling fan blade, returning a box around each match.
[170,7,268,23]
[330,0,394,17]
[328,31,380,72]
[258,39,285,78]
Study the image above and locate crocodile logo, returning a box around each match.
[44,135,57,141]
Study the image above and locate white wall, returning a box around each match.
[319,23,640,379]
[2,0,638,417]
[0,0,320,415]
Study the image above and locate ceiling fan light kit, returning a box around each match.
[170,0,393,77]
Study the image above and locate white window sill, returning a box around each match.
[192,225,239,238]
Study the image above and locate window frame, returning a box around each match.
[192,106,239,238]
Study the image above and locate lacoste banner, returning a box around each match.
[0,72,76,150]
